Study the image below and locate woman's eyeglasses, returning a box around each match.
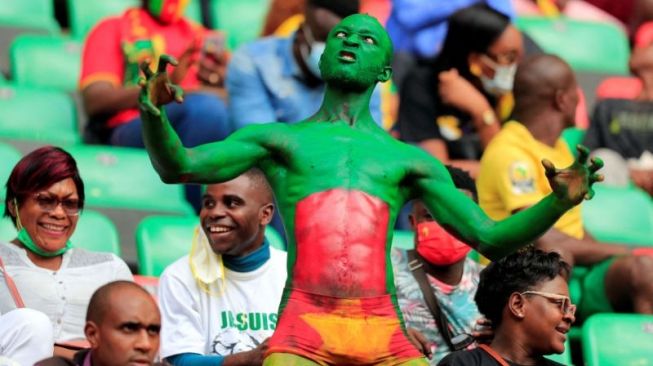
[520,290,576,316]
[34,193,81,216]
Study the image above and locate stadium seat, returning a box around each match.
[596,76,642,100]
[0,0,60,75]
[136,215,286,276]
[583,184,653,246]
[391,230,414,250]
[67,0,139,40]
[0,207,120,255]
[64,145,194,214]
[0,85,80,145]
[515,17,630,74]
[0,143,21,199]
[209,0,271,50]
[10,34,82,92]
[582,313,653,366]
[561,127,586,155]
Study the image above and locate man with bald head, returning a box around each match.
[36,280,161,366]
[139,14,601,365]
[478,54,653,320]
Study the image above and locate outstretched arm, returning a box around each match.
[138,55,270,184]
[415,146,603,260]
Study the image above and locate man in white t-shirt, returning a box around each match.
[158,168,287,366]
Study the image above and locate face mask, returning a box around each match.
[300,24,325,79]
[479,56,517,96]
[147,0,189,24]
[14,199,72,257]
[415,221,470,266]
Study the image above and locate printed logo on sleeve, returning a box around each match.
[509,162,535,194]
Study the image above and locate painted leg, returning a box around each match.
[263,353,324,366]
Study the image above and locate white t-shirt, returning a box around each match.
[0,242,133,341]
[158,248,287,359]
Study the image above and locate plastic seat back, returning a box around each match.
[516,17,630,74]
[0,85,80,144]
[67,0,139,40]
[0,143,21,199]
[65,145,194,214]
[10,34,82,92]
[582,313,653,366]
[209,0,271,50]
[583,184,653,246]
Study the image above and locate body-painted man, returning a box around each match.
[139,14,602,366]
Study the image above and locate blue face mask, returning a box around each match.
[14,199,72,257]
[300,24,325,79]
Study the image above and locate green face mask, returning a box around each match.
[16,228,72,257]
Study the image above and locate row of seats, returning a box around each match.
[0,0,270,50]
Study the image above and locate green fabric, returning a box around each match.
[10,34,82,92]
[17,228,72,257]
[578,257,616,320]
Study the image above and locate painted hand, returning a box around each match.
[138,54,184,117]
[542,145,604,206]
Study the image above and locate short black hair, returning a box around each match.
[308,0,359,19]
[474,247,571,328]
[445,165,477,201]
[242,167,274,204]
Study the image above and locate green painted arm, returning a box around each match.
[415,146,603,261]
[138,56,270,184]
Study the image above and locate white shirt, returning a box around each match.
[158,248,287,358]
[0,242,132,341]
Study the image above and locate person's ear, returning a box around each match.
[508,292,527,319]
[85,321,101,349]
[7,199,17,218]
[408,213,417,231]
[259,203,274,226]
[554,89,566,112]
[377,66,392,83]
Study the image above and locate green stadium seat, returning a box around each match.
[65,145,194,214]
[10,34,82,92]
[67,0,139,40]
[561,127,586,156]
[0,0,58,24]
[0,85,80,144]
[0,143,21,199]
[391,230,414,250]
[582,313,653,366]
[0,208,120,255]
[583,184,653,246]
[136,215,286,276]
[209,0,271,50]
[515,17,629,74]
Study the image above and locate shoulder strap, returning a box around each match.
[478,344,511,366]
[407,249,458,351]
[0,255,25,308]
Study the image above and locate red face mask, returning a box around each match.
[148,0,189,24]
[416,221,471,266]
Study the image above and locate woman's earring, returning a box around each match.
[470,63,482,77]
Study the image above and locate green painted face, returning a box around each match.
[319,14,393,91]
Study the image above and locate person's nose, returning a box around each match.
[134,330,154,352]
[49,202,67,218]
[343,35,360,47]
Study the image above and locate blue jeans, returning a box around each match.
[110,92,230,212]
[110,92,231,148]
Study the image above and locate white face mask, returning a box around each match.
[300,24,325,79]
[479,55,517,96]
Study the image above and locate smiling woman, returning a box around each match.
[0,146,132,361]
